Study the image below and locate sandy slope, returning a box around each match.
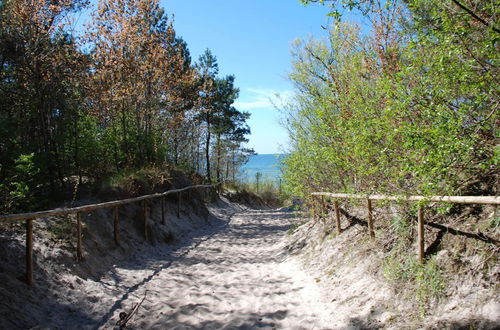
[6,198,496,329]
[285,208,500,329]
[102,209,335,329]
[31,205,336,329]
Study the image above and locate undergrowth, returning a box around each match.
[382,215,446,317]
[97,165,186,200]
[47,215,76,241]
[490,214,500,231]
[224,180,287,207]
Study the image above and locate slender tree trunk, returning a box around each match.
[37,85,56,196]
[216,133,221,183]
[112,120,120,171]
[73,116,82,185]
[120,104,129,166]
[232,150,236,183]
[134,103,142,167]
[174,132,179,165]
[205,114,211,182]
[226,156,230,182]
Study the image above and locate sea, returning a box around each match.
[239,154,285,183]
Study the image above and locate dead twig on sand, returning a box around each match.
[116,291,148,329]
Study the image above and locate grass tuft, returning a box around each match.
[383,215,446,317]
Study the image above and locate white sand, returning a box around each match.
[32,206,337,329]
[285,209,500,329]
[4,199,497,328]
[104,209,336,329]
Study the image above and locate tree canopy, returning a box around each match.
[283,0,498,198]
[0,0,253,212]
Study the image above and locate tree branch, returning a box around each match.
[451,0,500,34]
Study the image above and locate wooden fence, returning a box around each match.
[0,183,221,287]
[310,192,499,264]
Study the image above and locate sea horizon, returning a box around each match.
[239,153,285,183]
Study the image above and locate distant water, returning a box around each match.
[239,154,285,183]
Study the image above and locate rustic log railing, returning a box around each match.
[310,192,499,264]
[0,182,221,287]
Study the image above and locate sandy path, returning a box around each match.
[90,208,335,329]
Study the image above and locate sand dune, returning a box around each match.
[35,205,336,329]
[103,209,334,329]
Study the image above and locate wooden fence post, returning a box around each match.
[113,206,119,245]
[334,200,342,233]
[143,200,148,241]
[26,219,33,287]
[161,196,165,225]
[315,196,319,220]
[418,206,425,264]
[76,212,83,262]
[311,196,316,220]
[367,199,375,238]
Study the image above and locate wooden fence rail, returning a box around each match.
[311,193,499,205]
[310,192,499,264]
[0,182,221,287]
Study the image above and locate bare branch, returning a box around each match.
[451,0,500,34]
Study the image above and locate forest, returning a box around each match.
[1,0,498,213]
[284,0,498,199]
[0,0,253,213]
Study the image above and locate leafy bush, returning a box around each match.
[383,215,446,316]
[0,153,40,212]
[100,166,173,198]
[282,2,498,199]
[228,177,287,207]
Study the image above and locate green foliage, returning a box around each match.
[383,247,446,317]
[0,153,40,212]
[490,215,500,230]
[389,216,413,243]
[283,1,498,199]
[414,259,446,316]
[101,166,171,196]
[382,215,446,317]
[228,176,287,207]
[255,172,262,193]
[0,0,252,211]
[47,215,77,242]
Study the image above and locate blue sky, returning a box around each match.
[164,0,336,154]
[76,1,337,154]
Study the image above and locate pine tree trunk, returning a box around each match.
[205,114,211,182]
[216,133,221,183]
